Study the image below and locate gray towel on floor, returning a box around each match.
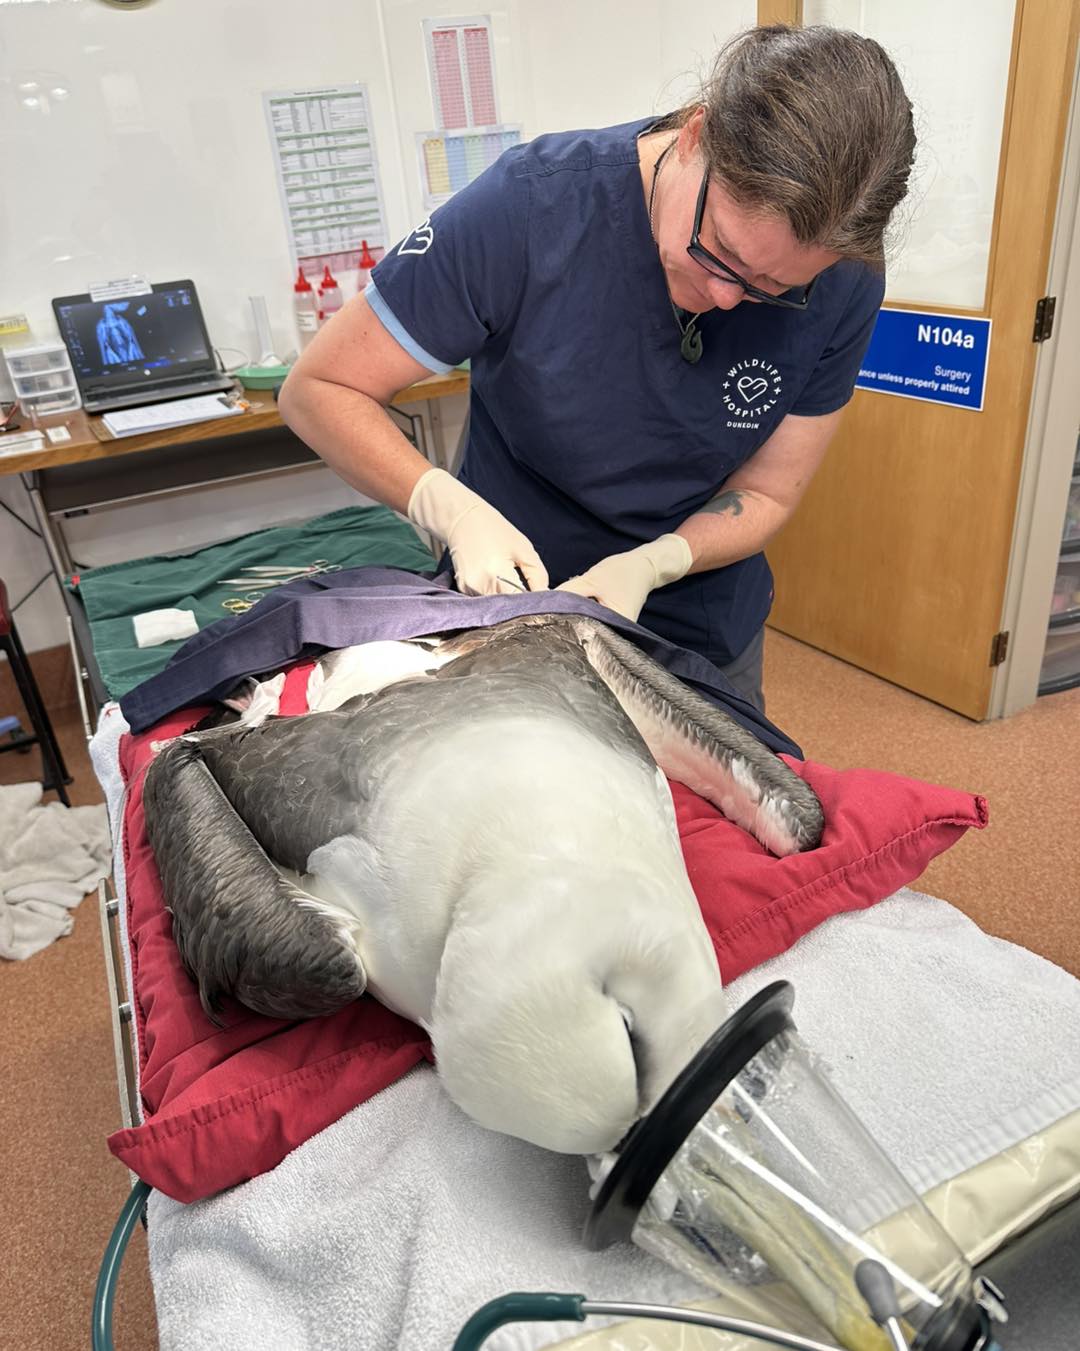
[0,782,111,960]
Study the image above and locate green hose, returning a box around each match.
[451,1293,851,1351]
[452,1293,587,1350]
[92,1178,152,1351]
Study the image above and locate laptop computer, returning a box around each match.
[52,280,234,413]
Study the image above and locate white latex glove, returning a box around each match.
[555,534,693,622]
[407,467,549,595]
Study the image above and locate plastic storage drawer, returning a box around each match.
[1040,616,1080,693]
[3,342,80,415]
[1064,474,1080,546]
[1049,554,1080,618]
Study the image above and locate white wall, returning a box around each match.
[803,0,1016,309]
[0,0,753,652]
[379,0,755,225]
[2,0,409,359]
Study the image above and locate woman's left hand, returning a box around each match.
[555,534,693,622]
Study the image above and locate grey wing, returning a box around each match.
[189,705,387,869]
[142,728,368,1023]
[573,618,824,855]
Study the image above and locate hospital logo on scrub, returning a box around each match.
[722,358,782,430]
[398,219,435,256]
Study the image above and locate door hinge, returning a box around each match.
[1033,296,1057,342]
[990,630,1010,666]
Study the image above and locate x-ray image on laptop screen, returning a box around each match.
[55,284,213,385]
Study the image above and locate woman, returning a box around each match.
[278,24,915,710]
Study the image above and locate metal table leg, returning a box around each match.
[21,471,75,581]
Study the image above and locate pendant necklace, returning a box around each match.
[672,306,704,365]
[648,139,704,364]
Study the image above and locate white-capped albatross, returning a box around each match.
[142,614,823,1155]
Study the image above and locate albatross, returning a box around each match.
[143,614,823,1155]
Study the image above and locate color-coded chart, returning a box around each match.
[418,126,522,207]
[425,18,499,130]
[264,83,388,279]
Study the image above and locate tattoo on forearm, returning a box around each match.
[701,489,746,518]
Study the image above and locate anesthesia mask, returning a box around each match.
[581,981,1007,1350]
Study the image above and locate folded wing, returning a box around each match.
[575,618,824,855]
[143,729,368,1022]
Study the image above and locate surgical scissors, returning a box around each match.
[221,593,264,613]
[217,560,343,589]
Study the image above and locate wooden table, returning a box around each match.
[2,369,469,578]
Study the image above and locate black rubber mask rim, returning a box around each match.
[584,980,796,1250]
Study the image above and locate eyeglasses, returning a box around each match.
[687,173,817,310]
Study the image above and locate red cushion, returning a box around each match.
[673,767,988,981]
[108,665,987,1201]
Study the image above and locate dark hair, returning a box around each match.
[667,25,915,269]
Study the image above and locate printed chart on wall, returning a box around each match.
[264,84,388,281]
[418,16,521,210]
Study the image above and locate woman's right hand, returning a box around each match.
[407,468,549,595]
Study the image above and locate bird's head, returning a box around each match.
[428,864,728,1154]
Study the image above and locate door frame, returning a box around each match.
[758,1,802,25]
[757,0,1080,718]
[992,44,1080,716]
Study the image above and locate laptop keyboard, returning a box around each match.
[85,376,233,412]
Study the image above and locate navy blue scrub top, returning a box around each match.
[369,118,884,666]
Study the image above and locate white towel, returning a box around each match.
[148,1065,704,1351]
[0,781,111,960]
[133,608,199,649]
[729,890,1080,1195]
[145,888,1080,1351]
[89,703,141,1107]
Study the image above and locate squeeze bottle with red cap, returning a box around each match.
[318,264,343,323]
[293,267,319,348]
[357,239,377,295]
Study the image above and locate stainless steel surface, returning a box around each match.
[66,614,94,743]
[977,1196,1080,1349]
[883,1316,911,1351]
[98,886,137,1133]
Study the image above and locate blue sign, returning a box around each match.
[855,308,991,411]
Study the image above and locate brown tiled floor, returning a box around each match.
[2,631,1078,1350]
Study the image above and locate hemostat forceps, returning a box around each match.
[217,560,343,589]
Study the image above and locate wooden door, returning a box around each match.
[759,0,1080,718]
